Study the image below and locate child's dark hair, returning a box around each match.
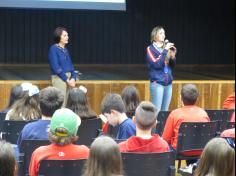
[39,87,64,117]
[121,85,140,118]
[101,93,126,114]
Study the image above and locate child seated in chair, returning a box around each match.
[195,138,235,176]
[29,108,89,176]
[162,84,210,157]
[83,136,124,176]
[119,101,169,153]
[101,93,136,140]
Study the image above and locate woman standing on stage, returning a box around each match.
[48,27,76,102]
[146,26,177,113]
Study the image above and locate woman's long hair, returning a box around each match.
[121,85,140,118]
[8,93,41,121]
[66,88,96,120]
[83,136,123,176]
[195,138,235,176]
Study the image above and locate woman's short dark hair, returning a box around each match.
[181,84,199,106]
[0,140,17,176]
[53,27,67,44]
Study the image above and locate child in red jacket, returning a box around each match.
[119,101,169,153]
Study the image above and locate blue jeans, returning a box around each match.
[150,82,172,113]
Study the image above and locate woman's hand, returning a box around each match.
[164,42,175,50]
[169,47,177,59]
[66,78,76,88]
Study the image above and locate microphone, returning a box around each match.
[164,39,169,45]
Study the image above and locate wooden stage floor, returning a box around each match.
[0,64,235,80]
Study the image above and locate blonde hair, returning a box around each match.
[150,26,164,43]
[83,136,123,176]
[195,138,235,176]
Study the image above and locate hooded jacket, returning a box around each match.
[119,134,169,153]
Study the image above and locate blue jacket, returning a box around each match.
[48,44,76,81]
[146,44,176,86]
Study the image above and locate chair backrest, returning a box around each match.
[206,109,234,121]
[176,121,218,153]
[76,118,102,146]
[206,109,234,134]
[225,121,235,130]
[122,152,176,176]
[0,112,6,132]
[1,120,34,144]
[38,159,86,176]
[19,139,50,175]
[155,111,171,136]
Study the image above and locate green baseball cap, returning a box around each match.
[50,108,81,136]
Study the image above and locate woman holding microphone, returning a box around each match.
[146,26,177,113]
[48,27,76,103]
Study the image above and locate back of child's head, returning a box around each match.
[66,88,96,120]
[0,140,17,176]
[8,84,24,108]
[135,101,157,130]
[101,93,126,114]
[181,84,199,106]
[9,83,41,120]
[83,136,123,176]
[49,108,81,146]
[195,137,235,176]
[39,86,64,117]
[121,85,140,117]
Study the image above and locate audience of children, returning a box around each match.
[29,108,89,176]
[101,93,136,140]
[17,86,64,148]
[119,101,169,152]
[82,136,123,176]
[1,83,235,176]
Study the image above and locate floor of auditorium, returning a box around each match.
[0,64,234,80]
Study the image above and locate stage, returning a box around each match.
[0,64,235,113]
[0,64,234,80]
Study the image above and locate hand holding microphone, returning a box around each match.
[164,39,177,61]
[164,39,175,50]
